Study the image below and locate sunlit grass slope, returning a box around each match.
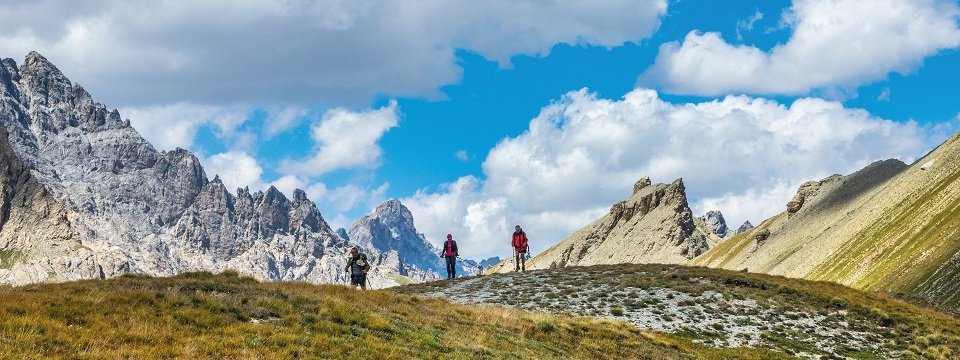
[693,131,960,311]
[0,271,789,359]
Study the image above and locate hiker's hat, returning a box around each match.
[447,233,453,239]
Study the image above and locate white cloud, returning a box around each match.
[119,103,251,151]
[404,88,948,259]
[877,87,891,102]
[201,151,267,192]
[314,183,390,216]
[454,150,469,162]
[264,107,311,138]
[0,0,667,107]
[639,0,960,96]
[735,10,764,41]
[271,173,389,215]
[691,183,799,230]
[281,101,399,176]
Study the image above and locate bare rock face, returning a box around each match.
[754,229,771,246]
[349,200,479,280]
[786,181,822,214]
[699,210,731,238]
[512,177,718,272]
[0,126,110,285]
[633,176,652,195]
[0,52,398,286]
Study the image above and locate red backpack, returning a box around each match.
[443,239,458,257]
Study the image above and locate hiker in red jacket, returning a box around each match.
[439,233,459,279]
[512,225,529,272]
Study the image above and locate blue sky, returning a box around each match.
[2,0,959,259]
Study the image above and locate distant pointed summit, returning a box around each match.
[349,199,478,280]
[699,210,731,238]
[503,177,719,272]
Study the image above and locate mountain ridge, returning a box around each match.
[491,177,720,273]
[0,52,417,287]
[692,133,960,309]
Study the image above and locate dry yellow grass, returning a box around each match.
[0,271,787,359]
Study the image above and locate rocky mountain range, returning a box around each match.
[491,177,721,273]
[347,199,479,283]
[0,52,455,288]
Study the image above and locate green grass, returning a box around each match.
[692,214,783,270]
[0,249,23,269]
[809,158,960,308]
[0,271,792,359]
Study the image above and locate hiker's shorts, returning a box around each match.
[350,274,366,286]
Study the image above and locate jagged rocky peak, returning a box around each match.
[19,52,128,133]
[196,175,234,212]
[478,256,501,268]
[0,58,21,95]
[336,228,350,242]
[736,221,754,234]
[513,176,712,272]
[610,177,688,225]
[350,199,426,252]
[372,199,415,228]
[258,186,289,212]
[699,210,730,238]
[349,199,479,280]
[287,188,327,234]
[0,52,368,286]
[633,176,652,195]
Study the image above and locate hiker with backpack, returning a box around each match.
[512,225,529,272]
[345,246,371,290]
[439,233,459,279]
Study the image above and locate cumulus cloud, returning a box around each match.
[0,0,667,107]
[281,101,399,176]
[639,0,960,96]
[119,103,251,151]
[264,107,311,138]
[201,151,267,192]
[275,175,391,217]
[404,88,948,259]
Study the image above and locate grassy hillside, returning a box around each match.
[692,131,960,310]
[399,264,960,359]
[2,271,794,359]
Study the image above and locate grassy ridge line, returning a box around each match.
[0,271,783,359]
[810,162,960,297]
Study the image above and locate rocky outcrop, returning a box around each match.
[506,178,720,272]
[0,52,403,286]
[786,181,821,214]
[699,210,731,238]
[349,200,479,280]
